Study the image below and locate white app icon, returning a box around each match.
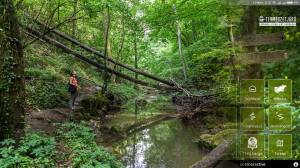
[248,137,258,150]
[274,85,287,93]
[275,112,284,120]
[249,85,256,92]
[276,140,283,147]
[250,112,256,120]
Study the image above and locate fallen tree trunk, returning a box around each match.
[189,134,236,168]
[24,25,176,90]
[21,11,174,87]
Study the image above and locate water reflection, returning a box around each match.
[111,120,207,168]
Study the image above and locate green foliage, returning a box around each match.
[54,122,124,168]
[25,68,69,108]
[0,122,123,168]
[108,83,137,99]
[0,131,57,167]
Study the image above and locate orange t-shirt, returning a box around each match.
[70,77,78,90]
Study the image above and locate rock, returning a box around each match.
[105,92,115,102]
[202,116,217,130]
[149,96,157,100]
[74,112,84,121]
[198,129,237,150]
[74,107,84,114]
[85,113,92,120]
[100,126,110,134]
[81,92,111,117]
[95,86,102,91]
[110,125,126,137]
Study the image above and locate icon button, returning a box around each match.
[269,107,292,131]
[269,79,292,104]
[276,140,284,147]
[248,137,258,150]
[249,85,257,92]
[241,107,264,131]
[241,80,264,104]
[241,135,265,158]
[269,134,292,158]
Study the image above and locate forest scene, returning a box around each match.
[0,0,299,167]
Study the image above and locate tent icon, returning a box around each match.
[249,85,256,92]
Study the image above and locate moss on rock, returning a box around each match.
[110,125,126,137]
[198,129,237,150]
[74,107,84,114]
[75,112,84,121]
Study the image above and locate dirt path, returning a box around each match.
[25,86,102,135]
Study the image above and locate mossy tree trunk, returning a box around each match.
[0,0,25,141]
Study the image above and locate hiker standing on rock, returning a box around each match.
[69,71,78,109]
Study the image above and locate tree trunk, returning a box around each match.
[192,19,198,42]
[102,7,111,93]
[241,6,262,79]
[113,16,125,84]
[72,0,78,46]
[226,0,238,80]
[172,4,188,83]
[102,11,115,84]
[0,0,25,141]
[134,31,138,90]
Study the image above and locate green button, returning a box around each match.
[241,107,264,131]
[269,79,292,104]
[269,134,292,158]
[241,135,265,158]
[240,80,264,104]
[269,107,292,131]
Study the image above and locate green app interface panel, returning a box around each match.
[226,79,293,159]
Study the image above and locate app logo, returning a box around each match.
[248,137,258,150]
[274,85,287,93]
[259,16,265,22]
[294,162,299,167]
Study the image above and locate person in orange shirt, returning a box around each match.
[69,71,78,109]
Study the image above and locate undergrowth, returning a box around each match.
[0,122,123,168]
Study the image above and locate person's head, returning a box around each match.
[70,71,76,77]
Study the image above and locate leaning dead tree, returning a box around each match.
[24,25,176,90]
[21,11,174,87]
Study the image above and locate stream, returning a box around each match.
[101,94,239,168]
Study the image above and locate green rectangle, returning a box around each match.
[240,80,264,104]
[241,107,265,131]
[269,134,292,158]
[268,107,292,131]
[241,135,265,158]
[269,79,292,104]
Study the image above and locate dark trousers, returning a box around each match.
[69,92,77,109]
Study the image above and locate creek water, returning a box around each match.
[103,95,239,168]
